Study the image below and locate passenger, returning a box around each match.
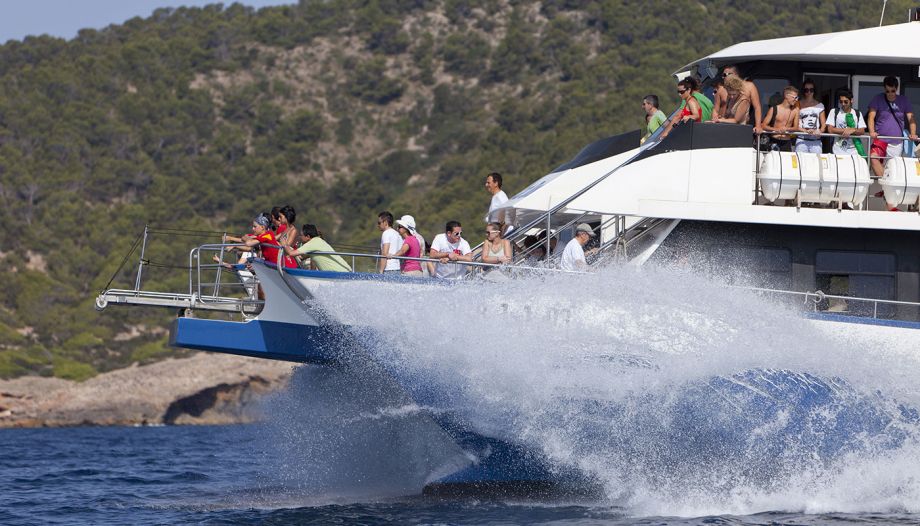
[686,76,713,122]
[269,206,283,232]
[481,222,512,265]
[376,211,402,274]
[429,221,473,280]
[795,79,826,154]
[484,172,509,228]
[275,205,298,249]
[537,230,557,258]
[522,235,545,264]
[868,76,918,178]
[284,224,351,272]
[762,86,800,152]
[712,75,751,124]
[393,216,424,277]
[826,89,867,156]
[722,65,763,132]
[396,215,428,275]
[240,215,297,268]
[662,79,702,137]
[641,95,667,143]
[710,75,729,121]
[559,223,595,272]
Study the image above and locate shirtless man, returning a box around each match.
[761,86,800,151]
[723,65,762,132]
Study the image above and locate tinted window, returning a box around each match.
[815,251,896,318]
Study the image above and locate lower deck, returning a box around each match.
[651,220,920,322]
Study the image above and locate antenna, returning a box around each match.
[879,0,888,26]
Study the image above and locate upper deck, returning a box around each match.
[499,21,920,233]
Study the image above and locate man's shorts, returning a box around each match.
[871,140,903,160]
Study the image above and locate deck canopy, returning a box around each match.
[679,22,920,75]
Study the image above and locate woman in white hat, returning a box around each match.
[394,215,425,276]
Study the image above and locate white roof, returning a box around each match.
[501,149,638,212]
[680,22,920,72]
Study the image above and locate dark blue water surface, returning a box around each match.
[1,424,917,525]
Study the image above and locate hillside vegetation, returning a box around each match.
[0,0,911,378]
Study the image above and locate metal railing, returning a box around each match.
[736,285,920,321]
[273,248,584,276]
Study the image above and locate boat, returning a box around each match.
[96,18,920,497]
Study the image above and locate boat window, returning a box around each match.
[905,85,920,113]
[753,78,790,112]
[852,75,891,112]
[814,251,896,318]
[708,246,792,289]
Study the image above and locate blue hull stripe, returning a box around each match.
[170,318,336,363]
[806,312,920,330]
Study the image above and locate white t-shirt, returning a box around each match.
[380,228,402,271]
[798,103,824,141]
[827,108,867,155]
[430,233,472,279]
[486,190,509,223]
[559,238,586,271]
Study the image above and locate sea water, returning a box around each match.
[3,265,920,524]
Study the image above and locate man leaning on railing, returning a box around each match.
[284,224,351,272]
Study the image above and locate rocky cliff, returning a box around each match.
[0,353,293,428]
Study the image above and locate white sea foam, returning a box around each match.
[262,263,920,515]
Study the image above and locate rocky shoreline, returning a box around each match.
[0,353,294,428]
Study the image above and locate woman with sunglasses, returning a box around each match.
[795,79,826,153]
[481,222,512,266]
[662,79,701,137]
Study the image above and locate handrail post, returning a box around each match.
[213,233,226,297]
[188,247,196,297]
[134,224,149,292]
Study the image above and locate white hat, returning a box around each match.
[396,215,417,232]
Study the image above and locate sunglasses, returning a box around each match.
[803,88,815,93]
[885,89,898,94]
[450,230,462,236]
[677,89,687,94]
[839,99,851,104]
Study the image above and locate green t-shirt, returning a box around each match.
[679,92,714,122]
[647,109,667,135]
[294,237,352,272]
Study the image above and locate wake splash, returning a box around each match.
[264,264,920,516]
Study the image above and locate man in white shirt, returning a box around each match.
[377,211,402,274]
[826,89,867,156]
[484,172,509,225]
[560,223,595,272]
[429,221,472,279]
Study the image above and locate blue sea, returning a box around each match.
[1,424,918,525]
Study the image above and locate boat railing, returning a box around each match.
[737,285,920,321]
[95,226,265,314]
[271,247,584,276]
